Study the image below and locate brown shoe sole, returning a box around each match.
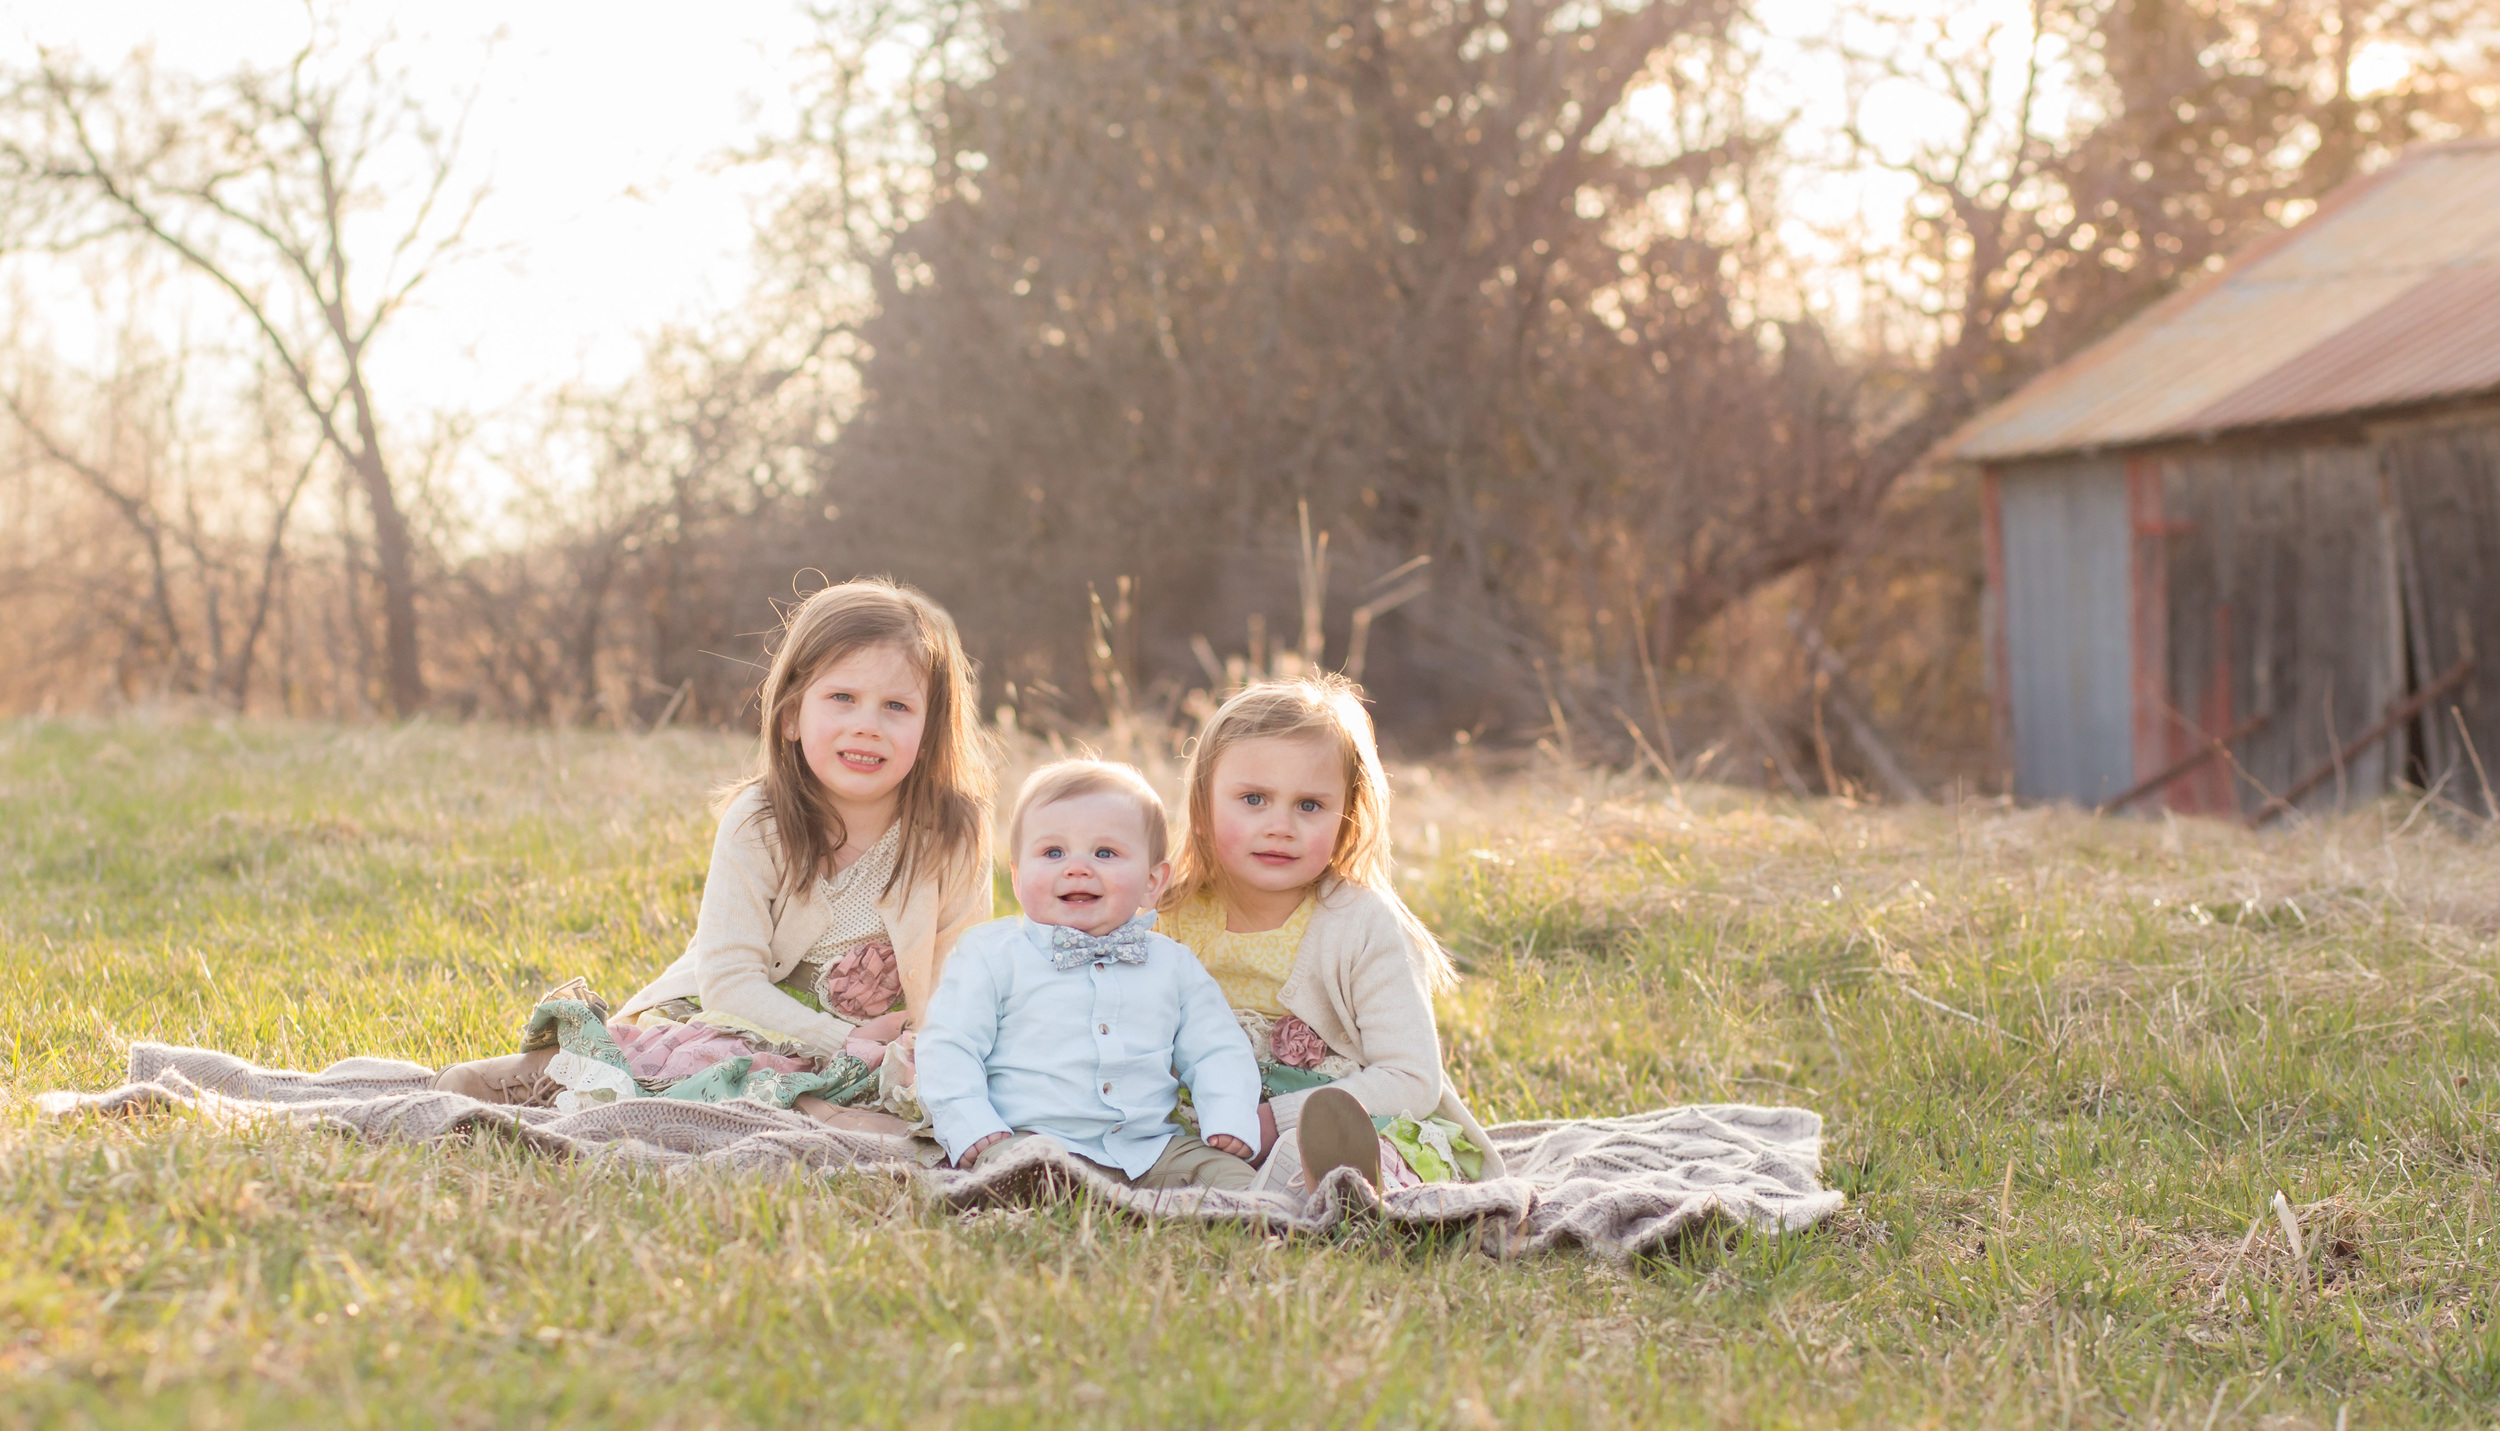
[1296,1086,1381,1189]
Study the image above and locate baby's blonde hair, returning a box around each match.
[1009,759,1169,868]
[1162,675,1455,988]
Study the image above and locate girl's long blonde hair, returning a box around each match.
[1161,675,1455,989]
[737,577,993,900]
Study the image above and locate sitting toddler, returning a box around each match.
[918,760,1262,1188]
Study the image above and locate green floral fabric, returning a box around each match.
[1372,1113,1486,1183]
[522,998,879,1111]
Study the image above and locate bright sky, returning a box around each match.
[3,0,821,435]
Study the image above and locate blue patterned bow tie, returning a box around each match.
[1048,914,1155,971]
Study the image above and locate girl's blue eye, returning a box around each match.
[1242,793,1264,807]
[1095,847,1117,860]
[1043,846,1063,858]
[1299,799,1323,813]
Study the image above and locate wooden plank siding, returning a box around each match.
[2383,415,2500,814]
[1990,412,2500,817]
[2153,442,2398,816]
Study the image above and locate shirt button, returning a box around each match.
[1099,1023,1109,1034]
[1102,1081,1112,1093]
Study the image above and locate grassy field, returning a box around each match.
[5,718,2500,1428]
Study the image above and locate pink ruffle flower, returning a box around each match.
[822,940,903,1020]
[1270,1014,1329,1070]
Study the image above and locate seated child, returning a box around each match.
[917,760,1262,1189]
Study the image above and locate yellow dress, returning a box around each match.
[1163,890,1314,1016]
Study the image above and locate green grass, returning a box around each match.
[5,718,2500,1427]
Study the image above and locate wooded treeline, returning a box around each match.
[1,0,2492,786]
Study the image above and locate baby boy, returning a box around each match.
[917,759,1262,1188]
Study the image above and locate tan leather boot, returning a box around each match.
[431,1046,561,1106]
[1295,1086,1381,1190]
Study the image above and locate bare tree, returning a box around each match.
[0,28,486,716]
[0,313,326,712]
[0,382,191,690]
[1835,0,2498,423]
[791,0,1904,740]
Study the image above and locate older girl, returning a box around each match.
[433,579,993,1129]
[1160,676,1503,1193]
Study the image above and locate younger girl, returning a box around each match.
[1160,676,1504,1193]
[433,579,994,1128]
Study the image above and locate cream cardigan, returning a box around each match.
[618,783,994,1055]
[1270,879,1507,1179]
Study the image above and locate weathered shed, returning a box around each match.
[1944,139,2500,816]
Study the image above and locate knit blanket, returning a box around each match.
[37,1043,1844,1262]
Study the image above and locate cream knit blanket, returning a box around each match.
[40,1043,1843,1261]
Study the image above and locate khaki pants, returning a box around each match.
[995,1131,1256,1191]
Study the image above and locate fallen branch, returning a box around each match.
[2095,712,2271,816]
[2248,658,2473,827]
[1789,615,1928,804]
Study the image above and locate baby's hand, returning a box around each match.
[852,1010,908,1044]
[960,1131,1009,1168]
[839,1010,909,1071]
[1206,1133,1254,1161]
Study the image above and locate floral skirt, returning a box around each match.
[520,948,917,1119]
[522,997,878,1114]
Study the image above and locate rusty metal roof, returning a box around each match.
[1943,140,2500,464]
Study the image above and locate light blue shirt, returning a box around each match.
[917,916,1262,1176]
